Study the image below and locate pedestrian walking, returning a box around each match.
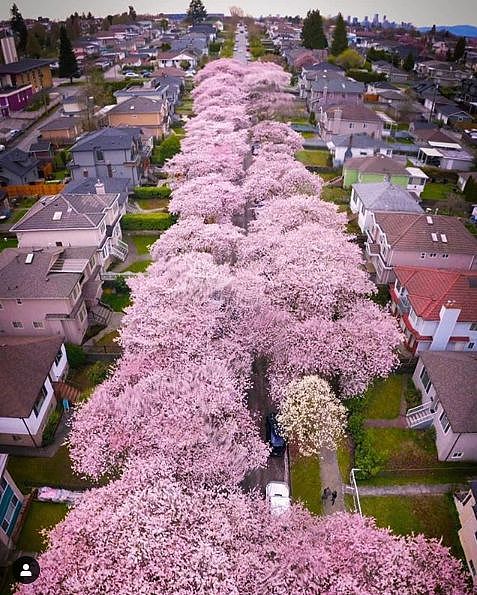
[331,490,337,505]
[321,487,331,501]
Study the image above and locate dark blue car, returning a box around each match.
[266,413,286,457]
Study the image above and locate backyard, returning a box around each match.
[295,149,330,167]
[123,259,152,273]
[0,237,18,252]
[420,182,456,200]
[135,197,170,211]
[17,501,69,553]
[361,375,403,420]
[130,234,159,255]
[101,288,131,312]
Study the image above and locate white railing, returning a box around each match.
[349,468,362,516]
[100,271,138,281]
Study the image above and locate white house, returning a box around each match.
[454,482,477,583]
[408,351,477,462]
[0,336,68,447]
[0,454,24,561]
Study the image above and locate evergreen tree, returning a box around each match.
[187,0,207,24]
[453,37,466,62]
[10,3,28,53]
[402,51,415,71]
[129,6,137,21]
[330,13,348,56]
[25,32,42,58]
[464,176,477,203]
[58,26,79,84]
[301,10,328,50]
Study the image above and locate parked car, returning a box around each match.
[141,71,151,78]
[266,482,291,515]
[265,413,286,456]
[124,71,141,78]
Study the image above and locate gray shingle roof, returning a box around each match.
[64,177,129,205]
[344,154,408,174]
[419,351,477,433]
[329,134,385,149]
[0,246,95,299]
[0,335,64,418]
[325,103,382,123]
[108,96,164,114]
[0,148,39,177]
[11,192,119,232]
[39,117,81,132]
[311,78,365,93]
[353,182,424,213]
[71,127,142,152]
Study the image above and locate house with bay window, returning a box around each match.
[0,454,24,561]
[408,351,477,462]
[390,267,477,354]
[0,336,68,447]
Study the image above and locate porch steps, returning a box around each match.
[406,404,434,428]
[53,381,82,404]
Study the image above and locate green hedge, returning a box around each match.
[347,69,387,83]
[346,399,383,479]
[133,185,171,199]
[65,343,86,369]
[151,135,181,166]
[121,213,175,231]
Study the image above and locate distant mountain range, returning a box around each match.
[418,25,477,37]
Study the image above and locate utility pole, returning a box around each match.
[428,82,439,123]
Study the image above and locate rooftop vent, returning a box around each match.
[52,211,62,221]
[426,216,433,224]
[431,233,438,242]
[25,253,34,264]
[441,234,448,243]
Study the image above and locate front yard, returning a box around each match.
[295,149,330,167]
[360,494,463,559]
[420,182,456,200]
[17,501,69,553]
[290,453,322,515]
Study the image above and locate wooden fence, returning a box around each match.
[3,182,65,198]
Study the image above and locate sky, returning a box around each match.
[1,0,476,26]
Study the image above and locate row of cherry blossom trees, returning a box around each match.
[18,59,469,594]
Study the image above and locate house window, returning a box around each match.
[470,323,477,331]
[420,252,426,259]
[467,342,475,350]
[54,349,63,366]
[1,495,19,533]
[451,452,464,459]
[462,491,472,506]
[429,253,437,258]
[32,321,44,329]
[469,560,476,576]
[439,411,450,433]
[33,385,48,417]
[442,254,449,258]
[0,302,3,309]
[16,299,22,305]
[71,284,80,300]
[78,305,86,322]
[11,321,23,329]
[95,148,104,161]
[0,478,7,499]
[419,367,432,392]
[349,123,354,128]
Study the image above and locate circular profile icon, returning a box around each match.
[12,556,40,584]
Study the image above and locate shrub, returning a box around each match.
[347,70,387,83]
[113,276,130,294]
[87,361,111,386]
[345,404,383,479]
[121,213,175,231]
[151,135,181,166]
[65,343,86,369]
[42,406,62,446]
[133,185,171,199]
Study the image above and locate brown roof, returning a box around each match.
[0,335,63,418]
[344,154,408,175]
[394,267,477,321]
[325,103,382,123]
[415,129,456,143]
[373,212,477,254]
[420,351,477,433]
[151,67,186,78]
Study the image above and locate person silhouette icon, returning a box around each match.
[20,563,32,578]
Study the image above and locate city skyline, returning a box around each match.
[0,0,477,27]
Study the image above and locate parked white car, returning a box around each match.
[266,481,291,515]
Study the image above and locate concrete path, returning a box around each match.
[349,483,458,496]
[319,447,345,513]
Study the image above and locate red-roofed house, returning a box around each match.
[390,267,477,354]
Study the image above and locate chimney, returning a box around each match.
[95,180,106,195]
[0,30,18,65]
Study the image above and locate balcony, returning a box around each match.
[110,238,129,262]
[395,294,411,316]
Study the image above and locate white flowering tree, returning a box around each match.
[277,376,347,456]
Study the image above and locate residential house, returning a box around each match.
[309,77,365,112]
[107,96,169,138]
[409,351,477,461]
[11,186,128,266]
[327,134,393,167]
[390,266,477,353]
[29,139,53,164]
[415,60,469,86]
[38,117,83,146]
[371,60,409,83]
[62,95,87,116]
[365,212,477,284]
[435,104,473,128]
[343,154,428,195]
[458,77,477,111]
[0,84,32,118]
[0,148,39,186]
[417,146,475,172]
[155,50,197,70]
[318,103,384,141]
[454,482,477,583]
[0,58,52,93]
[189,24,217,42]
[0,336,68,447]
[64,176,129,206]
[69,127,152,188]
[0,245,106,344]
[409,124,456,145]
[350,182,423,234]
[299,62,344,100]
[0,454,24,561]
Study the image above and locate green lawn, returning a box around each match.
[360,495,463,559]
[320,187,350,205]
[295,149,330,167]
[135,198,170,211]
[123,259,152,273]
[101,289,131,312]
[290,454,322,515]
[0,237,18,252]
[7,446,93,492]
[176,99,194,115]
[301,131,316,139]
[131,235,159,255]
[420,183,455,200]
[95,330,120,346]
[17,502,69,553]
[50,169,68,180]
[8,208,29,224]
[362,375,403,420]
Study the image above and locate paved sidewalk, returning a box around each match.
[348,483,459,496]
[319,448,345,513]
